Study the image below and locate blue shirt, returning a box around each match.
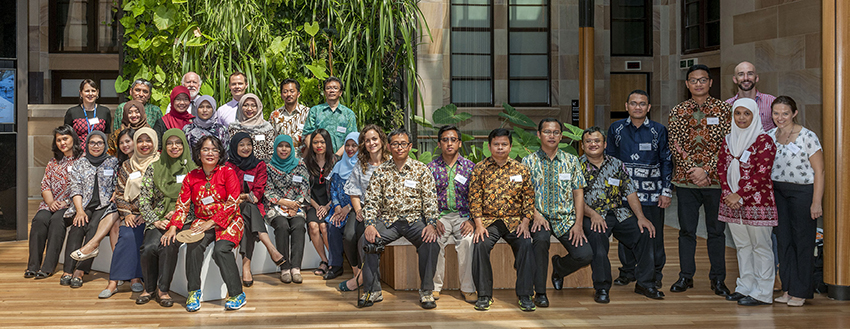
[605,117,673,206]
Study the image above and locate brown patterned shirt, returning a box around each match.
[268,103,310,150]
[469,157,534,232]
[363,157,440,227]
[668,96,731,188]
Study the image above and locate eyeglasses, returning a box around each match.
[88,141,105,147]
[628,101,648,108]
[201,148,220,154]
[389,142,411,149]
[540,130,561,136]
[583,139,603,145]
[687,78,710,85]
[440,137,459,143]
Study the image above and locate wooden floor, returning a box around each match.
[2,203,849,328]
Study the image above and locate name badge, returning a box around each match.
[639,143,652,151]
[740,150,752,164]
[706,117,720,125]
[404,180,418,188]
[510,175,522,182]
[176,174,186,183]
[254,134,266,141]
[244,174,255,182]
[292,175,303,183]
[786,143,801,154]
[88,117,100,125]
[454,174,468,185]
[297,123,304,130]
[103,169,114,176]
[559,173,572,181]
[201,196,215,205]
[128,171,142,180]
[67,166,74,173]
[336,126,347,133]
[607,177,621,186]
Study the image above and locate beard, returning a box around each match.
[737,81,755,92]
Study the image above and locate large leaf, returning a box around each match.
[305,64,328,80]
[461,133,475,142]
[304,21,320,37]
[558,143,578,156]
[131,3,145,17]
[432,104,472,125]
[153,65,166,83]
[498,102,536,128]
[153,6,176,31]
[200,83,214,98]
[562,123,584,142]
[114,76,131,93]
[412,115,434,129]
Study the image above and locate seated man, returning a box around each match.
[578,127,664,304]
[359,128,441,309]
[470,128,536,312]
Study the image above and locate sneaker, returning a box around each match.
[461,291,477,303]
[474,296,493,311]
[185,290,202,312]
[357,291,383,308]
[225,292,247,310]
[419,290,437,309]
[518,295,536,312]
[432,290,440,300]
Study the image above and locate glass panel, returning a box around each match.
[0,69,14,124]
[97,0,119,52]
[451,31,492,54]
[61,79,85,98]
[612,0,646,19]
[452,0,490,4]
[686,26,700,50]
[707,0,720,21]
[509,5,548,28]
[612,21,647,55]
[509,80,548,104]
[510,0,546,4]
[706,22,720,47]
[55,0,90,52]
[100,79,117,98]
[0,133,17,241]
[509,55,548,78]
[509,32,547,54]
[452,80,491,104]
[451,5,491,28]
[0,1,15,58]
[452,55,492,77]
[686,2,699,26]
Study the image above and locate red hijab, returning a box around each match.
[162,86,195,129]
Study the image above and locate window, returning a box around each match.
[683,0,720,54]
[51,70,120,104]
[508,0,550,106]
[49,0,120,53]
[450,0,493,107]
[610,0,652,56]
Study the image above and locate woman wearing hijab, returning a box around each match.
[227,93,275,161]
[134,129,196,306]
[184,95,230,152]
[154,86,195,141]
[108,100,148,156]
[226,132,285,287]
[325,132,359,280]
[60,131,118,288]
[717,98,778,307]
[265,135,310,283]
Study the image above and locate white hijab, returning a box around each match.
[725,98,763,193]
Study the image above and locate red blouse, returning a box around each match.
[168,165,244,245]
[717,134,778,226]
[225,161,268,216]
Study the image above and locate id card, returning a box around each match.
[706,117,720,125]
[176,174,186,183]
[454,174,468,185]
[103,169,114,176]
[244,174,255,182]
[786,143,801,154]
[607,177,621,186]
[639,143,652,151]
[510,175,522,182]
[292,175,303,183]
[404,180,418,188]
[128,171,142,180]
[201,196,215,205]
[254,134,266,141]
[740,150,752,163]
[559,173,572,181]
[88,117,100,125]
[336,126,347,133]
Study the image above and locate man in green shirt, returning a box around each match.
[302,77,358,157]
[113,78,162,130]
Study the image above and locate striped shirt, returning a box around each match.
[725,90,777,131]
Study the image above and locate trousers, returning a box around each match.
[139,227,179,294]
[433,212,475,293]
[472,220,535,297]
[27,209,67,273]
[774,181,817,299]
[269,215,306,270]
[676,187,726,281]
[618,204,666,281]
[585,214,655,290]
[185,230,242,297]
[359,220,439,293]
[728,223,775,303]
[63,207,107,274]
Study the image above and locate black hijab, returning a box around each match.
[227,132,262,171]
[86,131,109,167]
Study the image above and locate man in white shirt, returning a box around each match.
[214,72,248,126]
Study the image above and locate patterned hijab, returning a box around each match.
[151,129,196,217]
[330,132,359,180]
[162,86,195,129]
[121,100,149,130]
[228,132,262,171]
[271,134,299,173]
[726,98,763,193]
[85,130,109,167]
[191,95,217,129]
[125,127,160,201]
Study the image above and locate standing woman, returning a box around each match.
[768,96,824,307]
[339,124,390,291]
[227,93,275,161]
[162,135,246,312]
[265,135,309,283]
[226,132,286,286]
[303,129,337,276]
[325,132,359,280]
[153,86,195,141]
[717,98,778,306]
[60,131,119,288]
[184,95,230,152]
[25,125,82,279]
[64,79,111,149]
[108,100,148,156]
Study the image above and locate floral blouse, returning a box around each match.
[114,163,149,218]
[39,156,79,212]
[139,169,196,231]
[718,134,778,227]
[184,123,231,153]
[65,157,119,218]
[264,162,310,220]
[227,123,276,162]
[168,165,244,245]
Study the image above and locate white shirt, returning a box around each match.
[768,126,822,185]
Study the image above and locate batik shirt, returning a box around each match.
[428,155,475,218]
[167,165,244,245]
[469,157,534,232]
[264,162,310,221]
[114,164,149,218]
[183,123,231,153]
[522,149,585,237]
[302,103,359,152]
[363,158,440,228]
[668,96,731,188]
[65,157,118,218]
[717,135,778,226]
[606,117,673,205]
[38,156,78,211]
[269,104,310,151]
[580,154,638,223]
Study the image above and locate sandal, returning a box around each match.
[313,261,328,276]
[273,256,287,267]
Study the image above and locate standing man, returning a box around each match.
[470,128,536,312]
[359,129,441,309]
[428,125,477,303]
[113,78,162,130]
[606,90,673,289]
[268,78,311,152]
[725,61,776,132]
[214,72,248,127]
[302,77,358,157]
[165,72,202,114]
[668,64,732,296]
[522,118,592,308]
[579,127,663,303]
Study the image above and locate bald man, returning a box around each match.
[165,72,202,114]
[724,61,776,131]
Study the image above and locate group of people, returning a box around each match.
[26,61,823,313]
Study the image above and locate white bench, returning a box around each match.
[57,228,114,273]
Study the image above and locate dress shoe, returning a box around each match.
[787,298,805,307]
[533,294,549,307]
[634,284,665,299]
[594,289,610,304]
[323,266,343,280]
[462,291,477,303]
[726,292,747,301]
[242,280,253,287]
[157,294,174,308]
[551,256,564,290]
[737,296,770,306]
[292,272,303,284]
[135,294,152,305]
[518,295,536,311]
[280,271,292,283]
[710,279,731,296]
[613,275,635,286]
[669,277,693,292]
[59,275,72,286]
[70,277,83,288]
[34,271,51,279]
[654,280,662,289]
[774,293,790,304]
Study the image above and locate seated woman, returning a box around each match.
[184,95,230,152]
[227,93,275,161]
[303,129,337,277]
[25,125,82,279]
[135,129,196,306]
[60,131,119,288]
[265,135,309,283]
[162,135,246,312]
[154,86,195,141]
[226,132,285,286]
[108,100,148,156]
[326,132,359,281]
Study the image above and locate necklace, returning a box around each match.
[777,124,799,144]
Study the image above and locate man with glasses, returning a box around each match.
[427,125,477,303]
[606,90,672,290]
[522,118,591,308]
[667,64,732,296]
[214,72,248,126]
[113,78,162,130]
[302,76,358,156]
[725,61,776,132]
[359,128,441,309]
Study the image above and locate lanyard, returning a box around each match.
[84,104,98,134]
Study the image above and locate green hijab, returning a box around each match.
[271,134,299,173]
[151,128,196,218]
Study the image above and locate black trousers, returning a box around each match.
[185,230,242,297]
[139,228,179,294]
[585,214,655,291]
[27,209,67,273]
[774,181,817,299]
[618,204,666,281]
[239,203,268,261]
[531,226,593,294]
[269,215,306,270]
[343,213,365,268]
[359,220,439,293]
[63,208,107,274]
[473,220,535,297]
[676,187,726,281]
